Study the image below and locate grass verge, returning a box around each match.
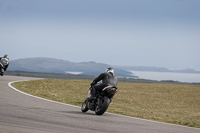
[12,79,200,128]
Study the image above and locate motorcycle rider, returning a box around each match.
[0,54,9,76]
[89,67,118,101]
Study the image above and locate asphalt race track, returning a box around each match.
[0,76,199,133]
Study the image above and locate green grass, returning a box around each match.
[12,79,200,128]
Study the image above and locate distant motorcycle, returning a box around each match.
[81,85,117,115]
[0,62,5,76]
[0,58,9,76]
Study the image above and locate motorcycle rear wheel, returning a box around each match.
[95,96,110,115]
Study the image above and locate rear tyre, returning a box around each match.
[95,97,110,115]
[81,99,89,113]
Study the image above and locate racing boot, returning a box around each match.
[88,87,96,102]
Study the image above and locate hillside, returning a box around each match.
[8,57,136,78]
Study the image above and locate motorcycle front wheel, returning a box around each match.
[95,96,110,115]
[0,72,3,76]
[81,99,89,113]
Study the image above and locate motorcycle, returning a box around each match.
[0,62,5,76]
[81,85,117,115]
[0,58,9,76]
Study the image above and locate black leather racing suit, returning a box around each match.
[90,72,118,97]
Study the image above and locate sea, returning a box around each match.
[129,71,200,83]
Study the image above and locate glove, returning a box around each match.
[90,81,96,86]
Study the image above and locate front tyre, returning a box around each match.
[81,99,89,113]
[95,97,110,115]
[0,72,3,76]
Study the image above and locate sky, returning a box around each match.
[0,0,200,70]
